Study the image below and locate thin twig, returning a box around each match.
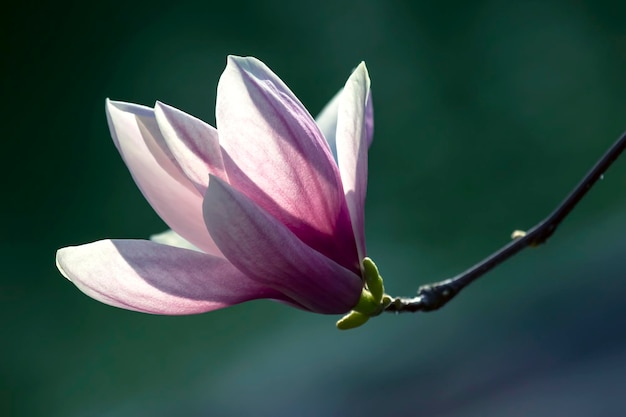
[384,131,626,313]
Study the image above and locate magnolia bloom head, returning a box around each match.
[56,56,374,317]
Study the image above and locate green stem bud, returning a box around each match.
[362,257,384,302]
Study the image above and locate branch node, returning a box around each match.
[511,230,527,239]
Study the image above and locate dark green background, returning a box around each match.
[3,0,626,416]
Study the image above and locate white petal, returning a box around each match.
[150,230,201,252]
[335,63,372,260]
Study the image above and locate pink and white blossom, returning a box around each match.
[56,56,373,315]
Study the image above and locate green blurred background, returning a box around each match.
[3,0,626,415]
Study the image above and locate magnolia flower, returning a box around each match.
[56,56,374,318]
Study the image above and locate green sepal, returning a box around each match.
[336,311,370,330]
[353,289,378,315]
[334,256,389,330]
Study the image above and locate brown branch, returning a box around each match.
[384,131,626,313]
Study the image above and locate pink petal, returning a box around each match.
[106,100,221,256]
[215,56,359,272]
[203,175,363,314]
[335,63,372,261]
[56,240,283,315]
[154,101,228,194]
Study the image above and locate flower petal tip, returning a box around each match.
[55,249,66,277]
[55,246,75,283]
[350,62,371,89]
